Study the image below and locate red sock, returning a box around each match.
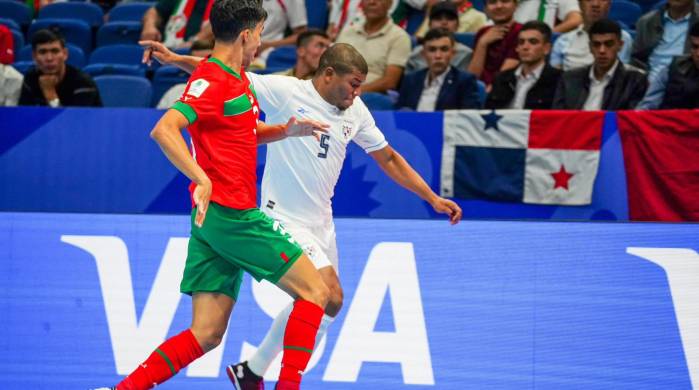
[116,329,204,390]
[278,299,324,387]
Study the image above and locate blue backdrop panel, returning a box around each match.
[0,108,628,220]
[0,213,696,389]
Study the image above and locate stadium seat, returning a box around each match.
[107,2,152,22]
[476,80,486,108]
[361,92,394,110]
[405,6,425,35]
[17,43,86,68]
[89,44,145,65]
[83,63,146,77]
[454,32,476,49]
[10,28,23,59]
[551,32,561,45]
[609,0,642,31]
[38,2,104,28]
[0,1,31,29]
[11,60,34,74]
[266,46,297,69]
[0,17,21,32]
[94,75,152,107]
[151,65,190,106]
[97,21,142,46]
[305,0,328,29]
[28,19,93,55]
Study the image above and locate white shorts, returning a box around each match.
[266,212,338,271]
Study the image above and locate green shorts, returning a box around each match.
[180,202,303,300]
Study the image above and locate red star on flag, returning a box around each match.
[551,165,574,190]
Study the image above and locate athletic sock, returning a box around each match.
[248,304,335,377]
[278,299,324,386]
[116,329,204,390]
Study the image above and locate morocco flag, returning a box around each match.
[617,110,699,221]
[441,110,604,205]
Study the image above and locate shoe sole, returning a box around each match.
[226,365,242,390]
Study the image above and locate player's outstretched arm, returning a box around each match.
[256,116,330,145]
[150,109,211,227]
[370,145,463,225]
[139,40,203,74]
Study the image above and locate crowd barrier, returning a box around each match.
[1,107,630,220]
[1,212,697,389]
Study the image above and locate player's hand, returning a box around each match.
[284,116,330,141]
[192,178,212,228]
[431,197,462,225]
[139,40,177,66]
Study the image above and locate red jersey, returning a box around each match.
[172,57,260,210]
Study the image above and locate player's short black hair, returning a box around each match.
[588,18,622,40]
[31,29,65,50]
[315,43,368,76]
[691,21,699,38]
[210,0,267,43]
[520,20,552,43]
[296,29,329,48]
[423,28,455,46]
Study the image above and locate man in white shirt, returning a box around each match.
[549,0,632,71]
[553,18,647,110]
[0,63,22,106]
[140,41,462,390]
[514,0,582,33]
[253,0,308,69]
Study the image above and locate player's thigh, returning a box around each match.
[276,253,328,306]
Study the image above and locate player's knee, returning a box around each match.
[307,282,330,309]
[191,326,226,352]
[325,283,344,317]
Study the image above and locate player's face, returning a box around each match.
[33,41,67,75]
[329,68,365,110]
[242,21,264,68]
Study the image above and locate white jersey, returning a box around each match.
[247,73,388,227]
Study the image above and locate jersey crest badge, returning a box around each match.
[342,120,353,140]
[186,79,210,98]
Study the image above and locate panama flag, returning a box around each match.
[440,110,604,205]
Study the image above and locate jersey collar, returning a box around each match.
[207,57,242,80]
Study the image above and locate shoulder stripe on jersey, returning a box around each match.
[172,101,197,124]
[224,93,252,116]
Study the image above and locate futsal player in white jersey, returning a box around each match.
[141,41,462,389]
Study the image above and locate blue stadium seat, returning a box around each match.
[107,2,152,22]
[266,45,297,69]
[11,60,34,74]
[361,92,394,110]
[454,32,476,49]
[151,65,190,106]
[10,28,23,59]
[254,67,288,75]
[83,63,146,77]
[609,0,642,31]
[94,75,152,107]
[305,0,328,29]
[89,44,144,65]
[38,2,104,28]
[17,43,86,68]
[551,32,561,45]
[97,21,142,46]
[476,80,486,108]
[28,19,93,55]
[405,6,425,35]
[0,17,21,31]
[0,1,31,29]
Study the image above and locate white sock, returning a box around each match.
[247,304,335,377]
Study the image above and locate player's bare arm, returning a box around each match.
[257,116,330,144]
[370,145,463,225]
[140,40,203,72]
[150,109,211,227]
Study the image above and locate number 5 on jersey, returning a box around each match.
[318,134,330,158]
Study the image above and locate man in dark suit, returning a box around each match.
[553,19,647,110]
[486,21,561,109]
[396,28,481,111]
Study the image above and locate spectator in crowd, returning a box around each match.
[19,29,102,107]
[467,0,522,87]
[632,0,699,80]
[514,0,582,33]
[252,0,308,69]
[274,29,331,79]
[407,1,473,73]
[415,0,487,38]
[638,21,699,109]
[336,0,412,93]
[1,23,14,65]
[553,19,647,110]
[396,28,481,110]
[140,0,214,49]
[550,0,633,71]
[156,39,213,109]
[328,0,364,40]
[0,63,22,106]
[486,21,561,109]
